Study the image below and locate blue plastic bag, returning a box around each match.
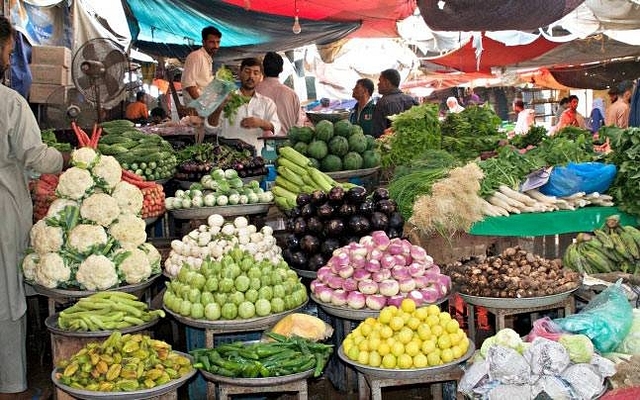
[554,280,632,353]
[539,162,617,197]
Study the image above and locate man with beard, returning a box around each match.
[349,78,375,135]
[181,26,222,104]
[207,57,280,153]
[0,16,68,399]
[371,68,418,137]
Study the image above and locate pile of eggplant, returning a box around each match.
[283,186,404,272]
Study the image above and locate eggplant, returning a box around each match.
[300,203,316,218]
[348,215,372,235]
[296,193,312,207]
[290,251,308,270]
[311,190,327,205]
[388,211,404,229]
[300,234,321,254]
[316,202,335,219]
[282,248,295,265]
[328,186,345,203]
[289,206,302,218]
[337,203,356,218]
[372,187,390,202]
[308,253,327,271]
[375,199,397,215]
[321,238,341,257]
[346,186,368,204]
[325,219,345,236]
[358,199,375,216]
[285,233,301,250]
[306,216,324,235]
[370,211,389,231]
[387,227,402,239]
[292,217,307,235]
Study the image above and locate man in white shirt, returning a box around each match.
[181,26,222,105]
[207,58,281,153]
[512,100,535,136]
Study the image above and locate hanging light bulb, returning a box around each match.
[292,15,302,34]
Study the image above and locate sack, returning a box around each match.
[188,79,237,117]
[539,162,617,197]
[554,280,633,353]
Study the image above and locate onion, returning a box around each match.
[365,294,387,310]
[426,264,441,274]
[401,239,413,256]
[349,243,369,258]
[386,294,405,308]
[387,239,404,255]
[420,286,440,304]
[310,280,326,294]
[327,276,344,290]
[347,291,366,309]
[352,269,371,281]
[413,275,430,289]
[371,230,390,250]
[358,279,379,295]
[391,265,411,281]
[316,286,334,303]
[337,264,354,279]
[410,245,428,261]
[316,266,332,283]
[407,290,425,306]
[331,289,348,306]
[379,279,400,296]
[365,259,381,273]
[359,235,374,248]
[342,278,359,292]
[371,269,391,282]
[350,254,366,270]
[399,278,416,293]
[394,254,407,266]
[434,275,451,296]
[422,269,441,284]
[408,262,426,277]
[381,254,397,269]
[369,248,384,261]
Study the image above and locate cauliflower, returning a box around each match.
[80,193,120,227]
[109,214,146,247]
[139,242,162,274]
[71,147,99,169]
[46,199,78,219]
[29,219,64,254]
[91,155,122,191]
[34,252,71,288]
[57,167,95,200]
[116,248,152,284]
[111,181,143,215]
[76,254,119,290]
[67,224,108,253]
[21,253,39,281]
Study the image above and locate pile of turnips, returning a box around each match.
[310,231,451,310]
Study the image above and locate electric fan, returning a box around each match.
[40,85,97,130]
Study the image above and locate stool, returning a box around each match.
[465,295,575,345]
[357,367,464,400]
[217,378,308,400]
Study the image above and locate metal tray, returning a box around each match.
[311,293,451,321]
[145,216,160,226]
[51,351,196,400]
[45,312,160,338]
[325,166,380,180]
[169,203,272,219]
[292,268,317,279]
[163,300,307,330]
[177,176,265,190]
[457,287,578,309]
[200,367,313,387]
[27,274,161,299]
[338,341,474,379]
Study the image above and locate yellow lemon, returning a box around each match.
[441,348,454,363]
[385,305,399,316]
[389,316,405,331]
[427,352,442,367]
[451,345,464,359]
[386,337,396,347]
[357,350,370,365]
[459,337,470,353]
[405,341,421,357]
[368,336,382,352]
[347,345,360,361]
[382,354,397,369]
[397,353,413,369]
[364,317,377,326]
[378,307,394,325]
[413,306,429,321]
[437,334,452,350]
[401,298,417,313]
[426,304,440,316]
[397,327,414,344]
[445,319,460,334]
[360,323,373,337]
[358,339,370,352]
[353,336,365,346]
[407,316,421,331]
[378,342,391,356]
[417,323,432,341]
[380,325,394,339]
[400,311,412,323]
[369,351,382,367]
[438,311,452,324]
[449,331,462,346]
[391,341,405,357]
[421,339,436,354]
[431,324,444,337]
[426,314,440,327]
[413,353,429,368]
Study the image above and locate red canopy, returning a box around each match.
[425,35,561,73]
[221,0,416,37]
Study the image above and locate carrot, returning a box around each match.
[71,122,91,147]
[90,125,102,148]
[121,169,143,181]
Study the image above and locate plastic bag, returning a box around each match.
[554,280,633,353]
[526,317,566,342]
[188,78,237,117]
[539,162,617,197]
[615,308,640,354]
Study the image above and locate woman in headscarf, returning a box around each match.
[588,98,605,135]
[446,97,465,113]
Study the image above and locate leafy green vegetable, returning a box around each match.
[509,125,547,148]
[559,334,594,363]
[41,128,72,152]
[224,92,250,125]
[601,126,640,216]
[439,104,503,161]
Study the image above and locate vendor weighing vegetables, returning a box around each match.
[206,58,281,153]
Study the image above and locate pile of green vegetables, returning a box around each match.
[601,126,640,216]
[216,66,250,124]
[41,129,72,152]
[440,105,504,161]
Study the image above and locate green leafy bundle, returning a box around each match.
[601,126,640,216]
[440,105,504,161]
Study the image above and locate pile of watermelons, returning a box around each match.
[286,120,380,172]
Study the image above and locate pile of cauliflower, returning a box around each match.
[22,147,161,290]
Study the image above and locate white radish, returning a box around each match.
[525,189,557,204]
[498,185,537,206]
[492,190,526,209]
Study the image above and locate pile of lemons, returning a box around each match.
[342,298,470,369]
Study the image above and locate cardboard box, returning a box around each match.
[31,46,72,68]
[29,83,65,104]
[29,64,69,85]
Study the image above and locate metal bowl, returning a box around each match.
[201,367,314,387]
[457,287,578,309]
[306,110,350,125]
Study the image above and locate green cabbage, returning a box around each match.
[615,308,640,355]
[558,334,594,363]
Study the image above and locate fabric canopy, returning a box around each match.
[549,59,640,90]
[122,0,360,60]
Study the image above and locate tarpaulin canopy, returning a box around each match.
[549,59,640,90]
[122,0,360,60]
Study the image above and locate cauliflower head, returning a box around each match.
[57,167,95,200]
[109,214,146,247]
[22,253,39,282]
[68,224,108,253]
[29,219,64,254]
[80,193,120,227]
[46,199,79,219]
[71,147,99,169]
[76,254,119,290]
[139,242,162,274]
[116,248,152,284]
[111,181,143,215]
[34,252,71,288]
[91,155,122,191]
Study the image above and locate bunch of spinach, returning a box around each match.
[440,105,504,161]
[601,126,640,216]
